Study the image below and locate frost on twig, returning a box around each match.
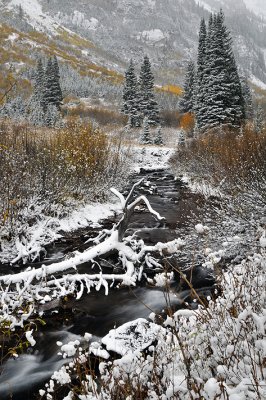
[0,181,184,328]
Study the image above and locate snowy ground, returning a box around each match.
[0,145,174,265]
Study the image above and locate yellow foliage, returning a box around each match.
[159,84,183,96]
[180,112,195,133]
[57,28,94,49]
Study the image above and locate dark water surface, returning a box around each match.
[0,169,214,399]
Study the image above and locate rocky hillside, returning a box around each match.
[1,0,266,90]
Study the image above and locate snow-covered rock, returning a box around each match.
[102,318,166,356]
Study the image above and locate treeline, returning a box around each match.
[0,56,63,127]
[122,56,160,128]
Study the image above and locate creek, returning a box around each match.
[0,168,215,399]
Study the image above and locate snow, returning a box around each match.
[196,0,213,13]
[8,0,58,34]
[102,318,165,356]
[6,33,19,43]
[181,175,224,198]
[0,200,122,264]
[71,12,98,30]
[138,29,168,44]
[250,75,266,91]
[195,223,209,234]
[59,340,80,358]
[132,146,174,172]
[25,329,36,346]
[243,0,266,18]
[259,230,266,247]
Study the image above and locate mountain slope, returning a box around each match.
[1,0,266,90]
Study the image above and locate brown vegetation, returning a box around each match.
[0,119,129,234]
[171,125,266,206]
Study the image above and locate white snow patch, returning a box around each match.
[181,175,224,198]
[250,75,266,91]
[243,0,266,18]
[6,33,19,43]
[7,0,59,33]
[102,318,165,356]
[138,29,168,44]
[0,199,121,264]
[197,0,213,13]
[25,330,36,347]
[195,223,209,235]
[132,146,174,172]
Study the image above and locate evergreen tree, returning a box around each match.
[45,104,62,127]
[194,18,207,128]
[52,56,63,108]
[28,98,45,126]
[140,116,152,144]
[196,11,245,131]
[178,129,186,145]
[180,61,195,113]
[154,125,164,145]
[33,59,45,105]
[122,60,140,127]
[43,57,57,110]
[139,55,160,126]
[43,56,63,112]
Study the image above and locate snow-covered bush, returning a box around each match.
[170,126,266,207]
[0,119,130,256]
[39,251,265,400]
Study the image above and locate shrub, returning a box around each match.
[0,119,129,234]
[171,126,266,201]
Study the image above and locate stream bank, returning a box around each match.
[0,160,219,399]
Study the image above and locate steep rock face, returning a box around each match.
[1,0,266,85]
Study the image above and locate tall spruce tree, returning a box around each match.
[140,116,152,144]
[43,57,58,110]
[195,18,207,128]
[139,55,160,126]
[122,60,140,127]
[180,61,195,113]
[52,56,63,109]
[196,11,245,131]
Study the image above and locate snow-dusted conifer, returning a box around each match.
[28,99,45,126]
[122,60,140,127]
[43,57,63,110]
[154,125,164,145]
[178,129,186,145]
[180,61,195,113]
[52,56,63,109]
[195,18,207,128]
[45,104,62,127]
[139,55,160,126]
[196,11,245,131]
[140,116,152,144]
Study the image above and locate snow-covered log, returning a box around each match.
[0,181,185,327]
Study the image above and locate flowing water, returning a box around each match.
[0,169,215,399]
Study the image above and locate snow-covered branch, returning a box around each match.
[0,182,185,327]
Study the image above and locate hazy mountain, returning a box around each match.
[1,0,266,88]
